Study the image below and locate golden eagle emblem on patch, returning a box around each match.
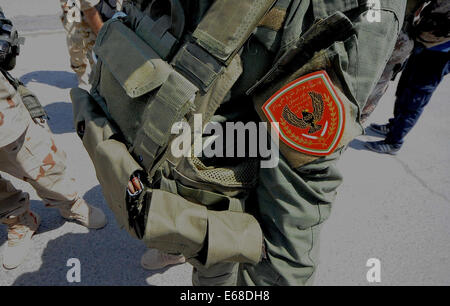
[282,92,325,134]
[262,71,346,156]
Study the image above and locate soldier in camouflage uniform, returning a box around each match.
[0,6,107,270]
[72,0,407,285]
[60,0,122,88]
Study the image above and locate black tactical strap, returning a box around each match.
[171,42,224,92]
[17,85,48,120]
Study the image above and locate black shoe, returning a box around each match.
[369,123,390,136]
[365,140,400,155]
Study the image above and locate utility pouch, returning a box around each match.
[94,18,198,173]
[122,2,182,60]
[94,19,173,99]
[17,85,48,120]
[172,42,224,93]
[0,69,47,120]
[144,176,262,267]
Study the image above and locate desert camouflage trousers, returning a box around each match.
[60,1,97,88]
[0,119,80,222]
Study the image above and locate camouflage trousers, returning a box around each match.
[0,119,79,222]
[60,1,97,88]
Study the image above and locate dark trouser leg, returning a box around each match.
[386,47,450,146]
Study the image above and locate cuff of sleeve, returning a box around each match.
[204,210,263,268]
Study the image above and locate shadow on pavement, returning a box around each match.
[30,199,67,235]
[0,200,67,247]
[348,127,387,152]
[20,71,77,89]
[9,185,154,285]
[348,138,372,152]
[45,101,75,135]
[12,230,151,286]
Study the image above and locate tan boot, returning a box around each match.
[59,198,107,229]
[141,248,186,270]
[2,211,41,270]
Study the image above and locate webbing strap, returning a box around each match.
[133,71,198,170]
[172,42,223,92]
[193,0,277,64]
[172,0,277,92]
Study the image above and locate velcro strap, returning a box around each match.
[193,0,276,63]
[172,42,224,92]
[133,71,198,170]
[258,6,287,31]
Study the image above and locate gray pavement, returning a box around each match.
[0,0,449,286]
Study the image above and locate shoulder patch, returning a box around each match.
[262,71,346,156]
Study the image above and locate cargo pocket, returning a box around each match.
[143,189,208,258]
[154,158,263,267]
[143,188,262,267]
[71,87,98,139]
[203,209,262,267]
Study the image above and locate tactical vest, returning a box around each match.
[95,0,121,21]
[71,0,363,267]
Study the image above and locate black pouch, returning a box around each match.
[17,85,48,120]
